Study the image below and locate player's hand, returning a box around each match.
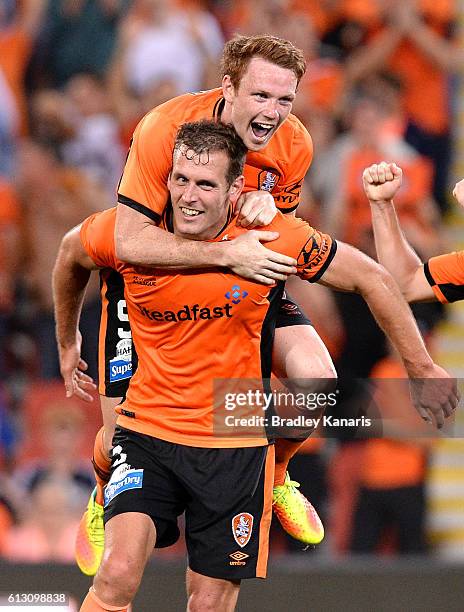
[59,331,96,402]
[363,162,403,203]
[235,191,278,228]
[408,363,459,429]
[452,179,464,208]
[224,231,297,285]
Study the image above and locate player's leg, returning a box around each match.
[271,295,336,544]
[186,569,240,612]
[77,270,135,576]
[82,426,186,610]
[81,512,156,611]
[93,396,121,503]
[76,396,121,576]
[350,487,385,553]
[184,444,274,611]
[272,323,336,481]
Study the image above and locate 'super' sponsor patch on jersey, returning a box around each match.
[109,338,133,382]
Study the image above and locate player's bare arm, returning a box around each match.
[115,204,296,285]
[52,226,99,401]
[316,240,459,428]
[364,161,436,302]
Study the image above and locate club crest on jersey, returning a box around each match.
[232,513,253,548]
[257,169,279,192]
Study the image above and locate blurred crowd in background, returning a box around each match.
[1,0,464,566]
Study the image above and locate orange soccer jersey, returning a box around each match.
[117,88,313,217]
[424,251,464,303]
[80,207,336,448]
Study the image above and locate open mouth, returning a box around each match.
[250,122,274,139]
[180,206,203,217]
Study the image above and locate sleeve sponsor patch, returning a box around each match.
[274,179,303,211]
[297,230,336,282]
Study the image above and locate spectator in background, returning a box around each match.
[342,0,461,213]
[0,0,45,136]
[62,73,125,196]
[15,401,93,503]
[308,76,446,383]
[350,346,434,555]
[29,76,125,197]
[30,0,128,88]
[111,0,223,100]
[17,139,110,379]
[2,476,82,563]
[0,178,22,379]
[29,87,74,156]
[0,68,18,177]
[320,76,445,260]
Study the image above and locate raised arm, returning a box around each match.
[315,241,458,428]
[363,162,436,302]
[52,226,99,401]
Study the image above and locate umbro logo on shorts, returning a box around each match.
[229,551,249,566]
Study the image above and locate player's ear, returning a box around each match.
[228,175,245,205]
[222,74,235,103]
[167,172,172,190]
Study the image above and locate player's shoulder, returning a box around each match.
[279,113,311,143]
[81,207,117,235]
[265,113,312,163]
[266,212,312,246]
[138,88,223,131]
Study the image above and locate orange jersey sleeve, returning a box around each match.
[424,251,464,303]
[117,89,224,218]
[264,213,336,281]
[80,208,118,269]
[271,117,313,213]
[117,110,176,219]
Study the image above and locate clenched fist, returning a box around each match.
[363,162,403,203]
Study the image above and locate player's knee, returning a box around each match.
[287,358,337,394]
[187,589,236,612]
[95,554,143,603]
[103,428,115,456]
[284,340,337,384]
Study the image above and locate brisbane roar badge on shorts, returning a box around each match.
[232,512,254,548]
